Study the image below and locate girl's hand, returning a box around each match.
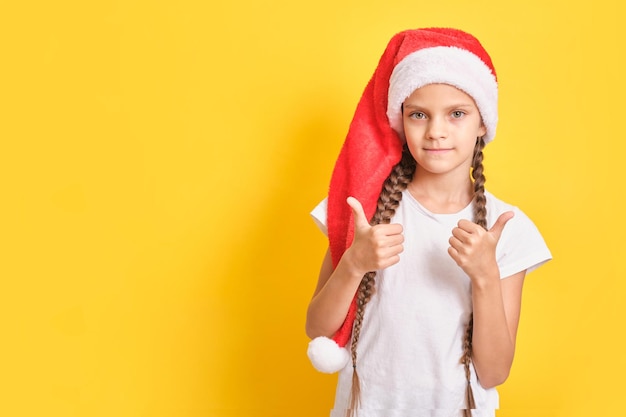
[448,212,514,285]
[344,197,404,275]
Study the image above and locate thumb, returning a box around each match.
[489,211,514,241]
[347,197,370,231]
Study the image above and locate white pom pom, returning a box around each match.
[307,336,350,373]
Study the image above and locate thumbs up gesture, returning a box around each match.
[447,212,514,283]
[344,197,405,275]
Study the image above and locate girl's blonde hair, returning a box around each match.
[347,137,487,417]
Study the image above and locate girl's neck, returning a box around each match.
[407,170,474,214]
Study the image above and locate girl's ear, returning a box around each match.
[478,123,487,137]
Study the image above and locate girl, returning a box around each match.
[305,28,552,417]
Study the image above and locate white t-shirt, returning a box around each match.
[311,189,552,417]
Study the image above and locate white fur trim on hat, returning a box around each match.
[387,46,498,143]
[307,336,350,374]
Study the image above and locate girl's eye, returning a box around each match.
[410,112,426,119]
[451,111,465,118]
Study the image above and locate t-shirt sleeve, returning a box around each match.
[310,198,328,236]
[496,207,552,279]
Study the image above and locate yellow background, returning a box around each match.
[1,0,624,416]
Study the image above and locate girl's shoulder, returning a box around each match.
[484,190,552,276]
[484,190,529,227]
[310,198,329,236]
[484,190,516,213]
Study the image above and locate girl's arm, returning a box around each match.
[470,269,525,388]
[306,197,404,339]
[448,211,523,388]
[305,248,365,339]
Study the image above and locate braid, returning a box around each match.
[346,147,416,417]
[461,315,476,416]
[471,136,488,229]
[462,136,487,417]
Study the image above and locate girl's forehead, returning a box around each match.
[405,83,477,103]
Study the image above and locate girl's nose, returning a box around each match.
[426,117,447,140]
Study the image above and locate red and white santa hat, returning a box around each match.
[307,28,498,373]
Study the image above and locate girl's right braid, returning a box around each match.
[461,136,488,417]
[346,147,416,417]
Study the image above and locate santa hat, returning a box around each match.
[307,28,498,373]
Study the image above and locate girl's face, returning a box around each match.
[402,83,486,177]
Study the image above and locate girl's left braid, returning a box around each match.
[471,136,488,229]
[462,136,487,417]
